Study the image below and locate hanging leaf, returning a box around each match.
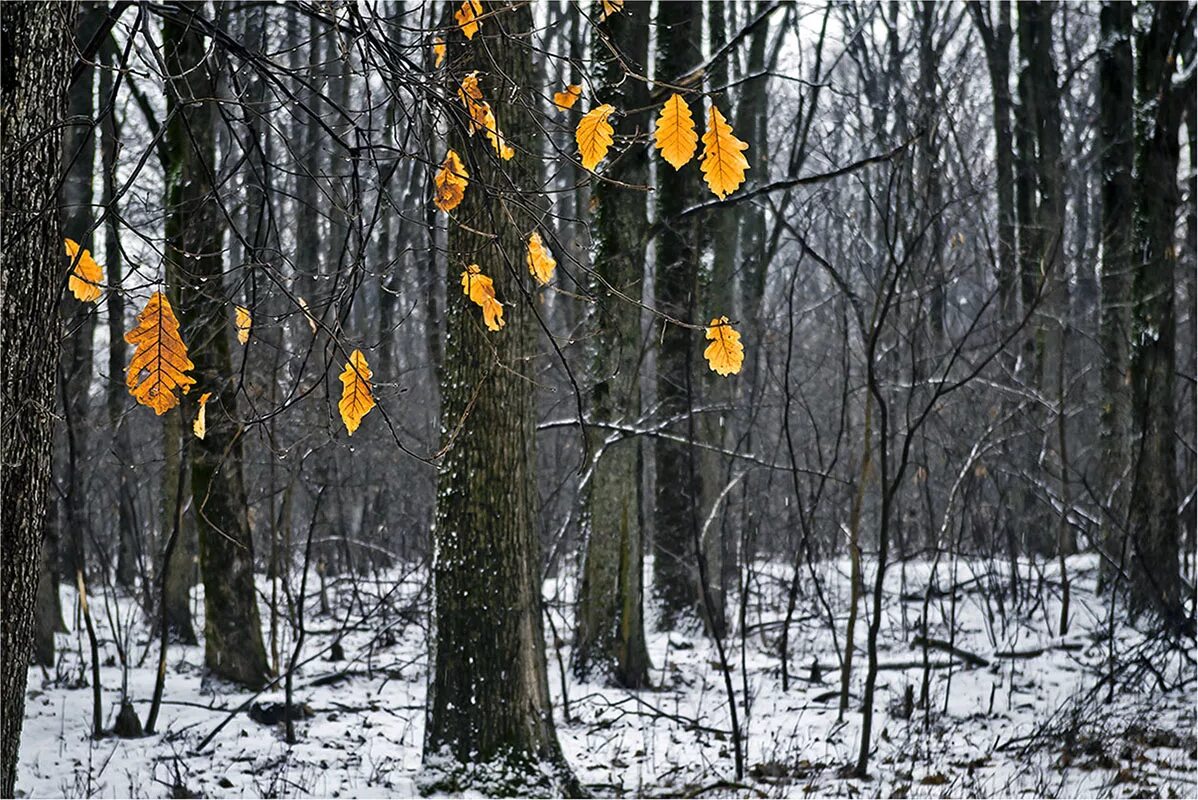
[235,305,252,345]
[434,149,470,212]
[479,103,514,160]
[527,232,556,285]
[193,391,213,440]
[700,105,750,199]
[601,0,624,19]
[455,0,482,40]
[703,316,744,376]
[654,93,698,170]
[553,84,582,111]
[433,36,446,67]
[458,72,488,133]
[64,238,104,303]
[297,296,318,334]
[125,292,196,415]
[576,104,615,171]
[338,349,376,436]
[460,264,505,331]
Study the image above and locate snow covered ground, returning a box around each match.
[17,554,1197,798]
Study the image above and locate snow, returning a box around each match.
[17,555,1197,798]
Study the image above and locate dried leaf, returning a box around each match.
[576,103,615,171]
[654,93,698,170]
[601,0,624,19]
[700,105,750,199]
[433,36,446,67]
[455,0,482,39]
[553,84,582,111]
[235,305,251,345]
[479,103,514,160]
[527,232,556,285]
[703,316,744,376]
[125,292,196,415]
[64,238,104,303]
[434,149,470,212]
[458,72,488,133]
[193,391,212,440]
[460,264,505,331]
[338,349,376,436]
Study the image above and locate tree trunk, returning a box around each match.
[1097,0,1135,585]
[423,3,575,792]
[164,1,270,687]
[573,0,653,689]
[1,3,78,794]
[652,0,705,632]
[1126,2,1188,619]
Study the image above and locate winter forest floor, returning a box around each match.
[18,555,1198,799]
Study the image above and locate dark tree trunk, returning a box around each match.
[1,3,78,794]
[1098,1,1135,583]
[423,3,574,792]
[574,0,653,689]
[652,0,705,632]
[164,2,270,687]
[1127,1,1189,619]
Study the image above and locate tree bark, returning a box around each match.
[574,0,653,689]
[163,1,270,687]
[423,3,575,792]
[1,2,78,794]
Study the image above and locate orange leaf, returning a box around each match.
[455,0,482,40]
[576,104,615,171]
[433,36,446,67]
[434,149,470,212]
[553,84,582,111]
[460,264,505,331]
[193,391,213,440]
[601,0,624,19]
[338,349,376,435]
[700,105,750,199]
[703,316,744,376]
[64,238,104,303]
[235,305,251,345]
[527,232,556,285]
[654,93,698,170]
[125,292,196,415]
[479,103,514,160]
[458,72,488,134]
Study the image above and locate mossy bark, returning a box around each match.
[573,0,653,690]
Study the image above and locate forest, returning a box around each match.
[1,0,1196,797]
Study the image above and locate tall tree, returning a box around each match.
[1126,1,1191,619]
[163,1,270,687]
[423,2,575,792]
[1,2,78,793]
[573,0,653,688]
[652,0,706,632]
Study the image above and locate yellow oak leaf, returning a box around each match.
[703,316,744,376]
[64,238,104,303]
[433,36,446,67]
[434,149,469,212]
[700,104,750,199]
[338,349,376,435]
[458,72,488,134]
[193,391,212,440]
[601,0,624,19]
[455,0,482,40]
[527,232,556,285]
[479,103,515,160]
[460,264,505,331]
[654,93,698,170]
[125,292,196,415]
[576,104,615,171]
[553,84,582,111]
[235,305,251,345]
